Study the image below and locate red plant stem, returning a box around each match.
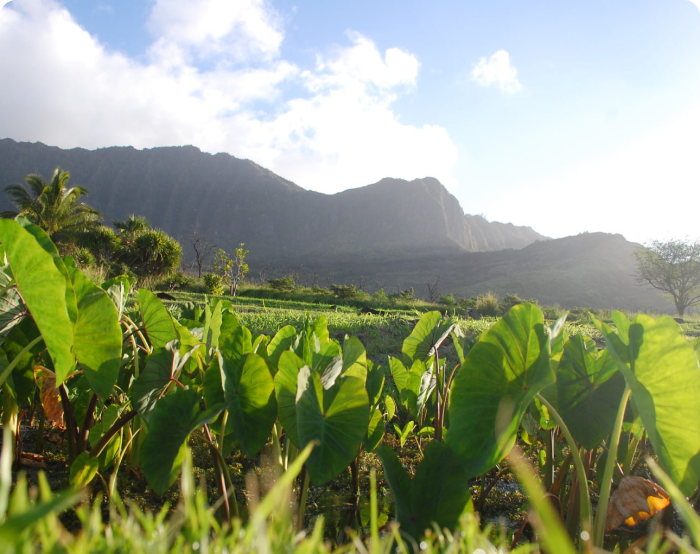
[58,384,79,462]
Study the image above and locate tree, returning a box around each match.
[213,244,249,296]
[108,216,182,281]
[425,275,442,303]
[113,214,149,245]
[635,239,700,317]
[2,167,101,249]
[126,229,182,279]
[188,225,216,278]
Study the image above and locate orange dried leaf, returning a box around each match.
[35,366,65,429]
[605,475,670,531]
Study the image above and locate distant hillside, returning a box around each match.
[0,139,669,311]
[0,139,546,266]
[288,232,671,313]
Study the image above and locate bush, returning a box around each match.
[543,305,563,320]
[78,225,120,264]
[476,291,500,317]
[458,297,477,310]
[204,272,225,295]
[373,288,388,302]
[74,247,95,269]
[268,276,296,292]
[160,271,194,291]
[439,293,456,306]
[330,284,358,299]
[500,293,525,313]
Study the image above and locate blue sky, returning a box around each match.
[1,0,699,244]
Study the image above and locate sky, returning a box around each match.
[0,0,698,245]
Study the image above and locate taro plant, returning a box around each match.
[387,311,456,442]
[394,302,700,550]
[0,218,124,468]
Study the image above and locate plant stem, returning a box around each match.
[536,394,593,547]
[79,393,98,452]
[545,428,555,490]
[58,384,79,463]
[90,410,137,458]
[122,314,152,355]
[204,423,231,523]
[297,465,311,532]
[370,468,379,548]
[593,386,631,548]
[434,352,443,442]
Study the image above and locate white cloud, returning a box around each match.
[472,50,522,94]
[0,0,458,194]
[687,0,700,12]
[147,0,284,64]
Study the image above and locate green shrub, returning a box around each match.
[476,291,500,316]
[373,287,388,302]
[268,276,296,292]
[543,305,563,320]
[500,293,524,313]
[458,297,477,310]
[203,272,225,295]
[160,270,194,291]
[330,284,357,298]
[74,246,95,269]
[439,293,456,306]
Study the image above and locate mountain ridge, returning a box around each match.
[0,138,670,311]
[0,139,545,264]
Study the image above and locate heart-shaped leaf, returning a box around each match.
[597,313,700,495]
[141,387,222,494]
[0,219,75,383]
[219,352,277,458]
[296,368,369,485]
[555,335,625,450]
[402,311,455,365]
[448,303,553,478]
[377,441,471,539]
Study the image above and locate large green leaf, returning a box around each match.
[388,356,424,415]
[219,325,253,362]
[101,275,132,318]
[402,311,455,365]
[555,335,625,450]
[138,289,177,348]
[67,261,122,400]
[267,325,297,371]
[310,315,330,345]
[364,405,384,452]
[0,219,75,383]
[204,299,223,355]
[130,345,178,423]
[296,368,369,485]
[366,360,385,408]
[273,351,306,447]
[376,441,471,539]
[342,336,368,382]
[598,313,700,495]
[313,341,341,374]
[219,352,277,458]
[447,303,553,477]
[141,387,222,494]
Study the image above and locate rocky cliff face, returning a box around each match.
[0,139,546,264]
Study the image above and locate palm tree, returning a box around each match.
[113,214,149,246]
[2,167,102,247]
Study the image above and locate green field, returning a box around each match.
[3,219,700,553]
